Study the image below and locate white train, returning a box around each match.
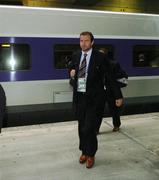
[0,5,159,127]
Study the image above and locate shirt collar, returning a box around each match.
[82,48,92,57]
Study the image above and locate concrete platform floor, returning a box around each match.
[1,112,159,180]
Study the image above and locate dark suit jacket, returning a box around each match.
[0,84,6,132]
[69,49,122,112]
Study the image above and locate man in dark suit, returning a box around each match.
[0,84,6,133]
[69,31,123,168]
[96,49,124,134]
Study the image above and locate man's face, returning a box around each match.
[80,35,94,52]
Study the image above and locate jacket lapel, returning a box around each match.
[87,50,96,79]
[75,51,82,73]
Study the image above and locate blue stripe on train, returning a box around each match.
[0,37,159,82]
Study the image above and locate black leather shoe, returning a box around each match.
[112,127,120,132]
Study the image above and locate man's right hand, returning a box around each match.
[70,69,76,78]
[115,99,123,107]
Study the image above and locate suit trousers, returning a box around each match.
[96,93,121,132]
[107,97,121,128]
[76,92,97,157]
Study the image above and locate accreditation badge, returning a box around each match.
[78,78,86,92]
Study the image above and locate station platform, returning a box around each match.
[1,112,159,180]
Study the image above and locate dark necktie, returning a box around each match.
[78,53,87,78]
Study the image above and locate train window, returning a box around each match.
[94,45,114,59]
[54,44,80,69]
[54,44,114,69]
[0,43,31,71]
[133,45,159,67]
